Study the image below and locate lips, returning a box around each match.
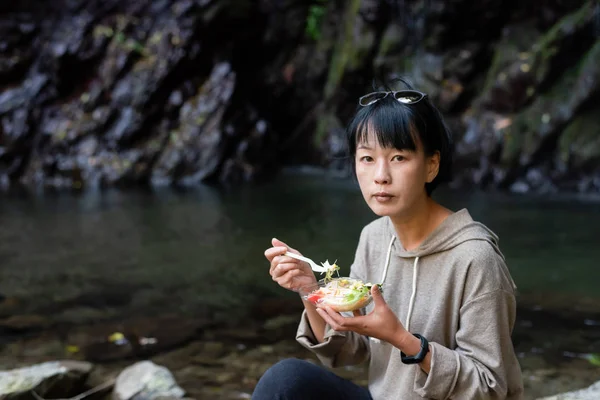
[373,192,394,203]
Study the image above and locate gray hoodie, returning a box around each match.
[296,209,524,399]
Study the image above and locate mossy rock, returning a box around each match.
[373,23,405,69]
[529,0,594,84]
[478,1,595,112]
[499,39,600,167]
[323,0,362,101]
[481,22,540,96]
[531,0,595,78]
[314,110,342,149]
[558,105,600,169]
[312,0,363,147]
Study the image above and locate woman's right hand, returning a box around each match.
[265,238,317,292]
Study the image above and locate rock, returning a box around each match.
[262,315,301,342]
[65,315,207,362]
[497,39,600,187]
[458,1,599,190]
[536,380,600,400]
[0,314,50,333]
[477,0,595,114]
[152,62,236,186]
[113,360,185,400]
[218,116,279,184]
[191,355,226,368]
[263,315,299,331]
[0,360,92,400]
[212,327,262,343]
[2,334,67,359]
[558,105,600,171]
[0,0,598,194]
[200,341,226,358]
[373,23,406,70]
[0,295,20,318]
[475,22,540,113]
[0,74,49,115]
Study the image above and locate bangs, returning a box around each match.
[347,97,419,155]
[345,79,454,196]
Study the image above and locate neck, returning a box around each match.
[390,196,450,251]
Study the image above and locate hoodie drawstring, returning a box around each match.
[380,236,396,284]
[379,235,419,332]
[370,236,397,345]
[405,256,419,332]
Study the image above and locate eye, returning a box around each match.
[359,155,373,162]
[392,155,405,161]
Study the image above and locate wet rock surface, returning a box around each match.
[0,360,93,400]
[537,380,600,400]
[1,301,599,400]
[0,0,598,193]
[113,360,185,400]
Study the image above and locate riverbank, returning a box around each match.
[2,295,599,400]
[1,179,599,398]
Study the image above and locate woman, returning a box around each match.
[255,81,524,399]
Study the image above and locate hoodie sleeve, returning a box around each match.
[295,227,371,368]
[412,251,522,399]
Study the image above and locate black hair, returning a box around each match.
[346,77,454,196]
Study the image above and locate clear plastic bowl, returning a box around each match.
[298,277,376,312]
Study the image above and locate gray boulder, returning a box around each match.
[537,380,600,400]
[0,360,92,400]
[113,361,185,400]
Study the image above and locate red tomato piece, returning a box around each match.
[307,293,323,303]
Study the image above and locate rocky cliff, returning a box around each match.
[0,0,598,193]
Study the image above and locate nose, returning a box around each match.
[374,160,391,185]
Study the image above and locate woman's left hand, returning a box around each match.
[316,285,407,344]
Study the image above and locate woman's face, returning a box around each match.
[354,130,439,220]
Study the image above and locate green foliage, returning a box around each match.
[93,24,147,56]
[323,0,361,101]
[305,0,326,41]
[586,353,600,367]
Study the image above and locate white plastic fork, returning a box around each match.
[284,251,329,273]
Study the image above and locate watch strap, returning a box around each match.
[400,333,429,364]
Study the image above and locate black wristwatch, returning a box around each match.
[400,333,429,364]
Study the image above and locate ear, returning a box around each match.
[426,151,440,183]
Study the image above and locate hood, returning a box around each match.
[376,208,512,333]
[385,208,505,260]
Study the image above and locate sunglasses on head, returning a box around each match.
[358,90,427,107]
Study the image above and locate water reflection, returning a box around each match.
[1,172,600,324]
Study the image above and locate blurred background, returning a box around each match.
[0,1,599,399]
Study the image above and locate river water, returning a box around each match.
[1,170,600,385]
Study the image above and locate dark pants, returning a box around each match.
[251,358,373,400]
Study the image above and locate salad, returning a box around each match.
[301,278,382,312]
[319,260,340,281]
